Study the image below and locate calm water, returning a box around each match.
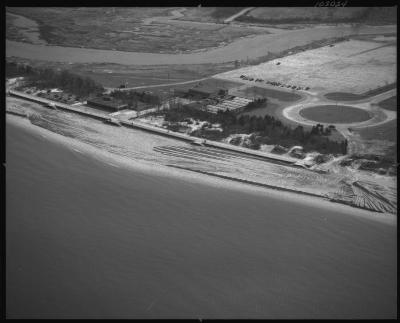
[6,120,397,319]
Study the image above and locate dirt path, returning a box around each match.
[223,7,256,24]
[107,77,210,91]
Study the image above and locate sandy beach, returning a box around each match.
[6,98,396,225]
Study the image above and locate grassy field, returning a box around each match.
[216,39,396,94]
[238,7,397,25]
[378,95,397,111]
[324,83,397,101]
[6,7,266,53]
[229,86,303,102]
[299,105,372,123]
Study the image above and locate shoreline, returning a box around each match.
[6,113,396,226]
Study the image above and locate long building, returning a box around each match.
[87,96,128,111]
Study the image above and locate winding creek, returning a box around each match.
[6,11,396,65]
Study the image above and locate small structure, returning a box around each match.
[288,146,305,159]
[87,96,128,111]
[188,84,228,99]
[104,117,122,126]
[46,102,57,110]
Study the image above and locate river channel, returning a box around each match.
[6,11,396,65]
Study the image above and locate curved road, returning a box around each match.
[280,87,397,155]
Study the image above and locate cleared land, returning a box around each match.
[378,96,397,111]
[177,7,397,26]
[355,119,397,143]
[215,39,396,94]
[299,105,372,123]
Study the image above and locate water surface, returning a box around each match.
[6,119,397,319]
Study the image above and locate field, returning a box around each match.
[299,105,372,123]
[6,8,267,53]
[215,39,396,94]
[238,7,397,25]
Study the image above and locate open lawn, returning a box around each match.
[299,105,372,124]
[215,39,396,94]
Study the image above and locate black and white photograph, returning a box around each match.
[4,2,397,319]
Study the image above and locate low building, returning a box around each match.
[87,96,128,111]
[206,96,252,114]
[188,85,228,99]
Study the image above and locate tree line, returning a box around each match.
[162,104,347,155]
[6,61,104,98]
